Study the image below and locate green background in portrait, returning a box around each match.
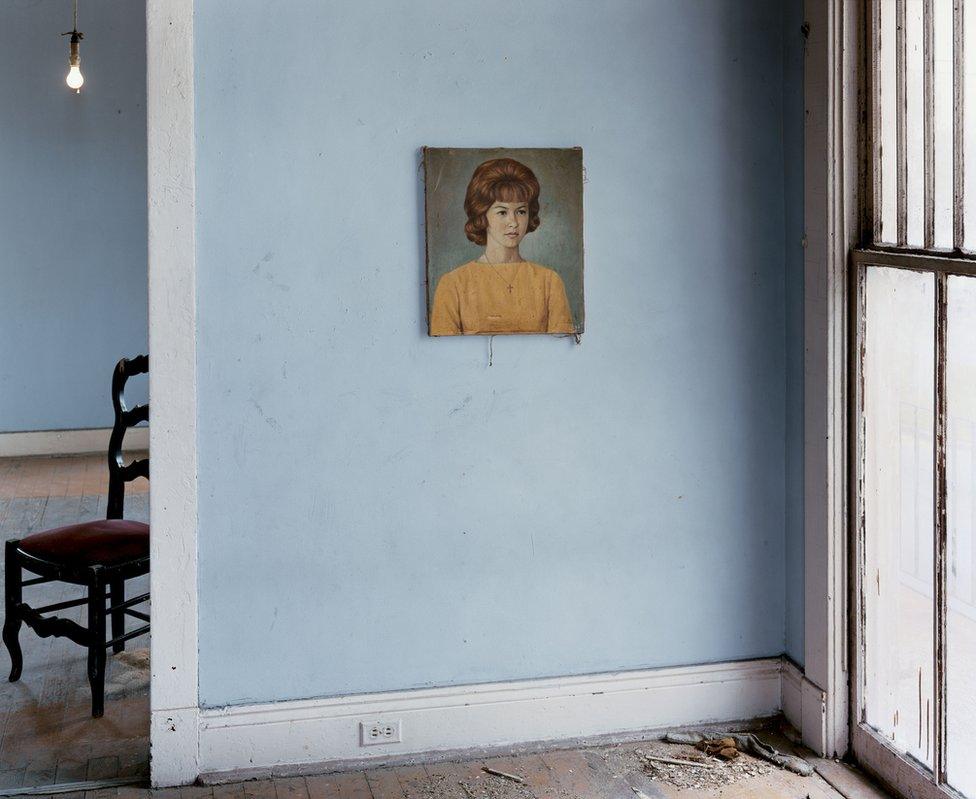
[424,147,584,334]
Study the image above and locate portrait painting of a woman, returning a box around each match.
[426,154,581,336]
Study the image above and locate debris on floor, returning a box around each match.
[602,741,774,791]
[694,736,740,760]
[104,646,150,698]
[116,646,150,672]
[454,780,534,799]
[664,731,814,776]
[481,766,526,784]
[413,767,540,799]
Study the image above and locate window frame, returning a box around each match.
[851,1,974,795]
[850,249,972,799]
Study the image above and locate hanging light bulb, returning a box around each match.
[66,34,84,91]
[61,0,84,93]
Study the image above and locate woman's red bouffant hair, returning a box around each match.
[463,158,541,246]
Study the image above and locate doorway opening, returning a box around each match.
[0,0,150,790]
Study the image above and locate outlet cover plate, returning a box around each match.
[360,719,402,746]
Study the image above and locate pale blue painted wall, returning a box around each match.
[195,0,794,706]
[784,0,806,666]
[0,0,147,433]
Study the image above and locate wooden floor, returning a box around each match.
[0,455,150,797]
[0,454,149,500]
[0,455,894,799]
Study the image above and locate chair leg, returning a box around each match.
[2,541,23,683]
[87,568,106,718]
[109,577,125,654]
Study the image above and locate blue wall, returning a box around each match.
[784,0,806,667]
[195,0,795,706]
[0,0,147,433]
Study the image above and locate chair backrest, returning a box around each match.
[107,355,149,520]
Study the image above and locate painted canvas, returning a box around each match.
[424,147,584,336]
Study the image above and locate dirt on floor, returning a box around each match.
[399,739,780,799]
[433,773,534,799]
[601,741,774,792]
[104,646,150,698]
[405,769,542,799]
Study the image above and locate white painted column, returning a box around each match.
[803,0,859,759]
[146,0,200,786]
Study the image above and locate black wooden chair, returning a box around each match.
[2,355,149,717]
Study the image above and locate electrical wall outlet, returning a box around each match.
[360,719,402,746]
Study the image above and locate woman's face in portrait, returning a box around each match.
[485,200,530,250]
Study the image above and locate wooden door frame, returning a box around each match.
[801,0,860,760]
[146,0,200,786]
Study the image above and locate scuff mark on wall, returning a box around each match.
[249,399,281,432]
[449,395,473,415]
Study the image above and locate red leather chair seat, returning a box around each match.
[19,520,149,567]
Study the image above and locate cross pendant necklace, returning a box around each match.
[482,255,516,294]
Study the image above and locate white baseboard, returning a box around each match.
[780,657,828,756]
[0,427,149,458]
[781,657,803,732]
[800,675,828,756]
[195,658,782,782]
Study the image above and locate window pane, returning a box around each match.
[880,0,898,243]
[946,275,976,798]
[907,0,926,246]
[933,0,953,248]
[863,266,935,770]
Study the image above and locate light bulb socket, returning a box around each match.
[62,28,83,63]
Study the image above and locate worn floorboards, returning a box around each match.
[0,456,150,796]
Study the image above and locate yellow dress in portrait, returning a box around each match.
[429,261,574,336]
